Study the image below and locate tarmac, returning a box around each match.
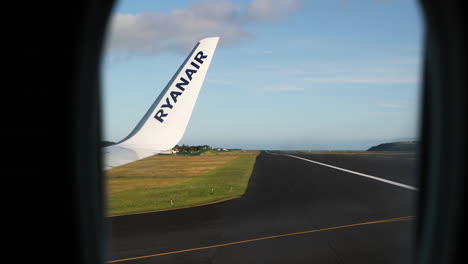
[107,151,418,264]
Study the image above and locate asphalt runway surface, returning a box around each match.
[107,151,418,264]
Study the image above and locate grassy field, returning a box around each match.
[105,150,259,216]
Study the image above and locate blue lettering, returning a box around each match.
[194,51,207,64]
[191,61,200,69]
[154,109,168,123]
[154,50,208,123]
[161,97,173,109]
[175,77,189,91]
[170,91,182,103]
[185,68,197,80]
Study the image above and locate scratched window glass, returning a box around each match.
[102,1,422,263]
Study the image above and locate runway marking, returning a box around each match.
[107,216,415,263]
[266,151,418,191]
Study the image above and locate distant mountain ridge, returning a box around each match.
[102,141,116,147]
[367,141,418,151]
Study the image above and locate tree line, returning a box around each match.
[173,144,211,153]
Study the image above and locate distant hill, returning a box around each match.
[102,141,116,147]
[367,141,418,151]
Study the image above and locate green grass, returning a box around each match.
[200,149,239,155]
[175,149,240,156]
[106,150,259,216]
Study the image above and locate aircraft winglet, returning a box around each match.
[104,37,219,169]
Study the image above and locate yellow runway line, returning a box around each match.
[107,216,415,263]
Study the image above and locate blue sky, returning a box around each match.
[102,0,423,150]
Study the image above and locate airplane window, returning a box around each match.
[102,0,422,263]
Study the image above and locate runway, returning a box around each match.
[107,151,417,263]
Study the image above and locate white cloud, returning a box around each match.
[248,0,302,22]
[106,0,247,56]
[105,0,302,57]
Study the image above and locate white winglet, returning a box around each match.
[104,37,219,169]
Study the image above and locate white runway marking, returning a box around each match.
[265,151,418,191]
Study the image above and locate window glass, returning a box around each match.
[103,1,422,263]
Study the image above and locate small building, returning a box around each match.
[160,149,178,155]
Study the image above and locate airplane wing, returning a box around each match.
[104,37,220,169]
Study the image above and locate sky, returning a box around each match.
[102,0,423,150]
